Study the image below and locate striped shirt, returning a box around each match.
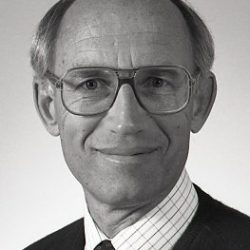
[84,169,198,250]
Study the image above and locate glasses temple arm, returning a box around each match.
[44,70,61,88]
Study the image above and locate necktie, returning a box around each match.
[94,240,115,250]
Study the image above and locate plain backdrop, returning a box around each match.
[1,0,250,249]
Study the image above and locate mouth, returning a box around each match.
[94,146,161,165]
[95,147,158,156]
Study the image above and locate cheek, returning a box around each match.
[152,112,191,164]
[57,109,103,176]
[60,114,103,148]
[153,112,191,141]
[55,94,102,151]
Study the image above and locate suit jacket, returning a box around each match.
[23,185,250,250]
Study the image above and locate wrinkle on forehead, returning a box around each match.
[54,0,194,70]
[74,32,161,44]
[68,33,187,68]
[73,32,184,50]
[58,0,191,44]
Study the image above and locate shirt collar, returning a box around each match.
[84,168,198,250]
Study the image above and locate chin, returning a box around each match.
[84,175,169,208]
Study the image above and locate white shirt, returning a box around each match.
[84,169,198,250]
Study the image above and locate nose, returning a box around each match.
[102,84,148,135]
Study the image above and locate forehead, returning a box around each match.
[54,0,194,72]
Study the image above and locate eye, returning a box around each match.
[82,79,98,90]
[150,78,165,88]
[74,78,114,98]
[145,77,172,89]
[137,76,176,96]
[75,78,107,91]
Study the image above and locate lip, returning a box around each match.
[95,147,159,165]
[95,147,158,156]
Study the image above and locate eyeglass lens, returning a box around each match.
[61,67,190,115]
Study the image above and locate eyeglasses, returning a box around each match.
[45,65,198,116]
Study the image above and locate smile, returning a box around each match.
[94,147,160,165]
[95,147,158,156]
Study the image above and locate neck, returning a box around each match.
[84,190,170,238]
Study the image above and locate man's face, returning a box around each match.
[52,0,195,206]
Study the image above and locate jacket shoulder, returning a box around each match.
[195,185,250,249]
[23,218,84,250]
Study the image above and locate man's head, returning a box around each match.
[32,0,216,207]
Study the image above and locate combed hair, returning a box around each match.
[170,0,214,75]
[30,0,214,77]
[30,0,76,78]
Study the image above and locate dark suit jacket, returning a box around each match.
[24,185,250,250]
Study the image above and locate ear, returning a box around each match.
[191,71,217,133]
[33,76,59,136]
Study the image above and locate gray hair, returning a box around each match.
[30,0,214,77]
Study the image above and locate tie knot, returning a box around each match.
[94,240,115,250]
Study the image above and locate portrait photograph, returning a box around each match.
[1,0,250,249]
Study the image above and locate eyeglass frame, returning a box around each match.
[45,65,199,116]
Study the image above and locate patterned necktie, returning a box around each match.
[94,240,115,250]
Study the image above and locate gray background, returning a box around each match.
[1,0,250,249]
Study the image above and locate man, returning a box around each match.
[25,0,250,249]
